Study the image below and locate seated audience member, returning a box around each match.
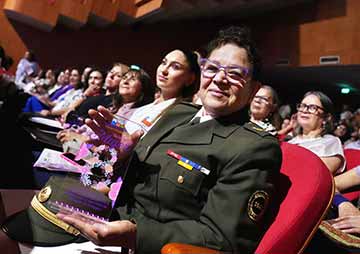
[22,69,73,113]
[80,66,93,84]
[22,68,57,96]
[344,127,360,150]
[54,69,105,120]
[277,113,298,141]
[117,48,200,136]
[57,65,154,148]
[306,164,360,253]
[288,91,345,175]
[0,26,282,254]
[249,84,281,135]
[39,68,87,117]
[59,48,200,155]
[340,104,352,118]
[278,103,291,120]
[64,63,130,124]
[333,121,352,145]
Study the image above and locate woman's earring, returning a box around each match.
[322,121,326,129]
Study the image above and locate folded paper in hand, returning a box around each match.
[34,148,84,173]
[29,117,64,130]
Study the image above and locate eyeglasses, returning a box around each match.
[296,103,325,114]
[200,58,249,86]
[253,95,271,105]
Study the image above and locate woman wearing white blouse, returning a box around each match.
[124,49,200,135]
[288,91,345,175]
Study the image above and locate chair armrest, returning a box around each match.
[161,243,222,254]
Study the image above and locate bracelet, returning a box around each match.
[333,193,350,208]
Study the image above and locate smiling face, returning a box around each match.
[119,71,143,103]
[199,44,257,117]
[250,87,274,121]
[296,94,325,132]
[69,69,80,87]
[156,50,194,99]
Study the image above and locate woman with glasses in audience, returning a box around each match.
[57,65,154,147]
[64,63,130,126]
[58,49,199,154]
[288,91,345,175]
[249,85,281,135]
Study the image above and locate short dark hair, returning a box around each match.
[83,68,105,90]
[206,25,262,80]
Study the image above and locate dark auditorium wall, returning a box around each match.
[3,0,359,75]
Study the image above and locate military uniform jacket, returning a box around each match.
[115,102,282,254]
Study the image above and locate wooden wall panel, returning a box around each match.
[349,50,360,64]
[135,0,151,6]
[2,0,360,73]
[89,0,120,26]
[117,0,164,23]
[297,0,360,66]
[58,0,93,28]
[3,0,59,31]
[134,0,163,18]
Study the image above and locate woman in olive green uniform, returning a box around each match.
[70,26,282,254]
[0,26,282,254]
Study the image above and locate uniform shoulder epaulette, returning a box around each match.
[243,122,273,137]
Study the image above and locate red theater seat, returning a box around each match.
[161,142,334,254]
[342,149,360,202]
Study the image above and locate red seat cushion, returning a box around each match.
[342,149,360,201]
[256,142,333,254]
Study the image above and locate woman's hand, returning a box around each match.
[39,109,51,116]
[329,216,360,234]
[85,106,143,159]
[57,213,136,249]
[338,202,360,218]
[56,129,88,144]
[60,110,71,124]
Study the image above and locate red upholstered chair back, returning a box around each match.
[162,142,334,254]
[256,142,334,254]
[342,149,360,201]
